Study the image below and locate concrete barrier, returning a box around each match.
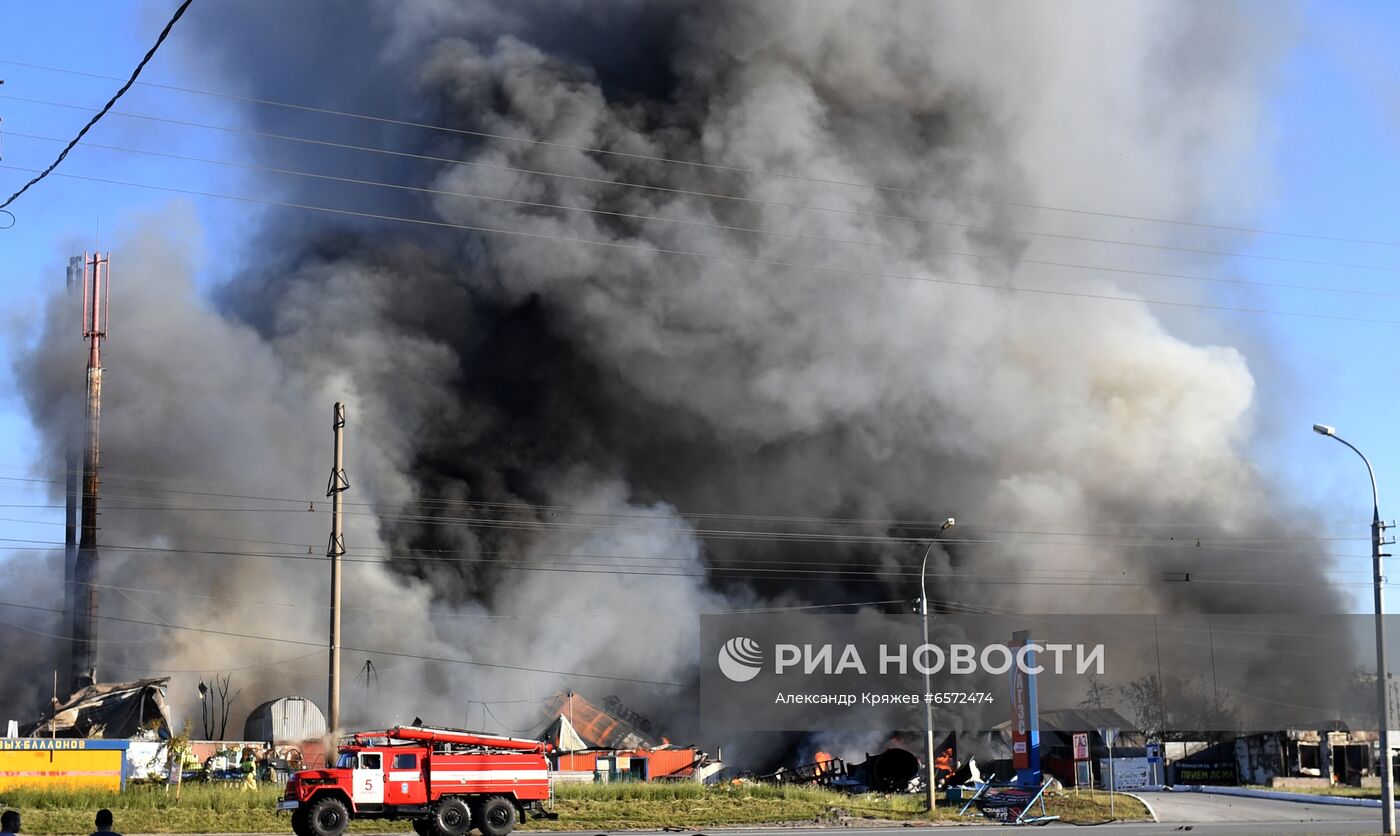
[1164,783,1398,809]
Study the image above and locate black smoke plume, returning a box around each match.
[4,1,1346,765]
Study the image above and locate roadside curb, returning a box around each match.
[1122,792,1158,822]
[1162,784,1397,809]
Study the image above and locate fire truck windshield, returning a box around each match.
[336,753,355,769]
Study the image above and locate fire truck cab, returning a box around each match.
[278,726,552,836]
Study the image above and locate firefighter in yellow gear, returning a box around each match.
[239,752,257,791]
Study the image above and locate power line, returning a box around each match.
[0,1,194,212]
[0,597,683,688]
[0,533,1373,569]
[0,487,1374,554]
[0,472,1375,536]
[9,129,1400,302]
[0,536,1375,588]
[0,492,1377,562]
[0,494,1371,549]
[5,569,1011,620]
[480,701,551,736]
[0,467,1377,551]
[0,633,323,674]
[0,472,1375,549]
[4,162,1400,328]
[11,94,1400,277]
[0,485,1377,548]
[5,58,1399,250]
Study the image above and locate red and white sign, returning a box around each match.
[1072,733,1089,760]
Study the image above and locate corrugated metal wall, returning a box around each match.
[550,748,700,780]
[243,696,327,742]
[645,749,700,779]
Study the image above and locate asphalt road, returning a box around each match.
[1144,790,1374,824]
[594,820,1381,835]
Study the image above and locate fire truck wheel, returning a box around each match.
[430,797,472,836]
[474,796,516,836]
[291,807,312,836]
[306,797,350,836]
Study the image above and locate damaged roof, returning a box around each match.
[23,677,171,739]
[539,692,657,751]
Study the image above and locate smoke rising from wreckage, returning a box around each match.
[1,0,1358,768]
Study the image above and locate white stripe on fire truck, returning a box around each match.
[431,770,548,782]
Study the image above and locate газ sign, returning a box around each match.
[1072,733,1089,760]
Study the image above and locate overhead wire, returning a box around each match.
[0,634,324,675]
[8,127,1400,285]
[0,1,195,212]
[0,597,684,688]
[480,702,552,736]
[7,129,1399,303]
[5,162,1400,328]
[0,500,1375,552]
[0,470,1383,548]
[0,536,1385,588]
[0,497,1374,551]
[0,475,1376,553]
[0,471,1380,536]
[4,58,1399,249]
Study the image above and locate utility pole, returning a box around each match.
[70,252,109,692]
[918,518,955,814]
[60,255,82,698]
[1373,503,1396,835]
[1314,423,1396,834]
[326,402,348,733]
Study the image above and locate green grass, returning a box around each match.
[527,782,925,830]
[533,783,1148,829]
[0,780,1149,834]
[0,784,312,835]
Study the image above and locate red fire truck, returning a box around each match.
[278,725,552,836]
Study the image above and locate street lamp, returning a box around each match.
[1313,423,1394,834]
[918,517,956,813]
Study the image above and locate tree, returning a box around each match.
[1117,674,1167,741]
[1079,673,1112,710]
[1117,673,1238,742]
[199,674,242,740]
[166,719,193,799]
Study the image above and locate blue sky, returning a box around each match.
[1,1,1398,612]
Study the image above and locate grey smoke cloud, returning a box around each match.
[4,0,1341,764]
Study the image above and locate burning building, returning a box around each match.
[541,692,721,782]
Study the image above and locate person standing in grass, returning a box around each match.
[1,809,20,835]
[89,809,119,836]
[240,750,257,791]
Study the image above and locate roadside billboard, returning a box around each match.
[0,738,128,791]
[1170,760,1239,786]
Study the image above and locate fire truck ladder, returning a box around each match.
[356,724,549,753]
